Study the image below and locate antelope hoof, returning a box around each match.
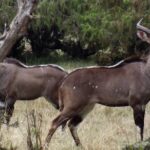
[76,141,83,148]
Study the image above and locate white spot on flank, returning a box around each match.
[88,82,91,85]
[73,86,76,90]
[115,89,118,93]
[95,85,98,89]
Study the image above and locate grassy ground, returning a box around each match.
[1,59,150,150]
[2,100,150,150]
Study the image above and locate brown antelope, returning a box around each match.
[0,58,68,125]
[43,19,150,149]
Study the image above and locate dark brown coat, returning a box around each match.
[0,58,68,124]
[43,19,150,149]
[44,57,150,147]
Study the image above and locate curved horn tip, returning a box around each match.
[137,18,143,26]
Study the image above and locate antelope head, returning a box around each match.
[137,18,150,44]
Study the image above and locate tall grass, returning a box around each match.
[1,98,150,150]
[26,110,42,150]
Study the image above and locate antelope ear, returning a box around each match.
[137,30,150,44]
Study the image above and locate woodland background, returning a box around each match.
[1,0,150,64]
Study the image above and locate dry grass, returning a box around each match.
[1,98,150,150]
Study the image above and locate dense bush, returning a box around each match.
[1,0,150,62]
[27,23,62,56]
[0,0,16,30]
[27,0,150,60]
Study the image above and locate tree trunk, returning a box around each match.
[0,0,38,62]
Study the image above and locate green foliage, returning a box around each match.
[30,0,150,60]
[1,0,150,62]
[96,47,126,65]
[0,0,16,31]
